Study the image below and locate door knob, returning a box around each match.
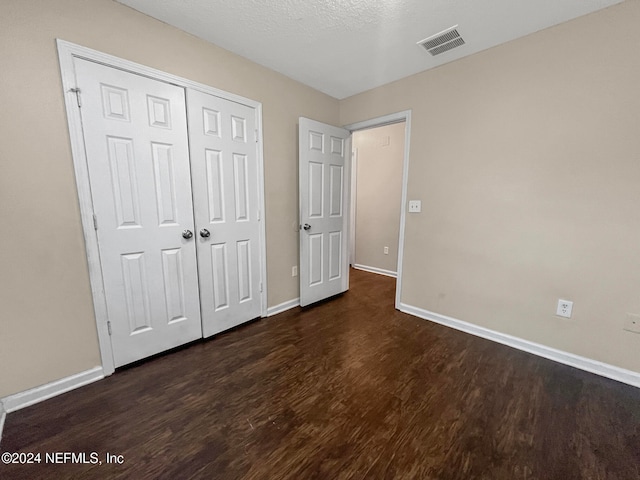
[199,228,210,238]
[182,229,193,239]
[302,223,311,231]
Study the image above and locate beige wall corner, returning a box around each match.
[0,0,338,398]
[340,0,640,374]
[353,123,405,273]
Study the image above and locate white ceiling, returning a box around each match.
[117,0,623,99]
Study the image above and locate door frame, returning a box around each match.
[57,40,269,376]
[348,147,358,267]
[344,111,412,310]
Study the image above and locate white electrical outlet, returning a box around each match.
[408,200,421,213]
[624,313,640,333]
[556,299,573,318]
[384,246,389,255]
[292,266,298,277]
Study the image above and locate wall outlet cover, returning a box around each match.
[408,200,421,213]
[556,299,573,318]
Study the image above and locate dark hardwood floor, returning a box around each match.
[2,269,640,479]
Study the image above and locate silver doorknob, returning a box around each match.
[200,228,210,238]
[302,223,311,231]
[182,229,193,239]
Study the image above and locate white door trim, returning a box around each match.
[343,111,411,310]
[57,40,268,376]
[349,147,358,266]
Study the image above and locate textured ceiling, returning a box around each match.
[116,0,623,99]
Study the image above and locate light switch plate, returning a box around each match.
[408,200,421,213]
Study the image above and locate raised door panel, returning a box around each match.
[329,165,343,217]
[308,162,324,219]
[328,231,342,281]
[205,149,225,223]
[211,243,230,311]
[107,136,141,228]
[233,154,250,222]
[151,143,179,226]
[121,252,152,334]
[308,234,324,286]
[161,248,187,324]
[236,240,252,303]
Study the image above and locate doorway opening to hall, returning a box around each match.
[350,121,406,280]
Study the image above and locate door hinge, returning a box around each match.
[70,87,82,108]
[107,321,112,336]
[257,209,261,221]
[255,129,258,143]
[92,214,98,230]
[259,282,263,292]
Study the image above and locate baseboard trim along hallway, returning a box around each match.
[267,298,300,317]
[353,264,397,278]
[399,302,640,389]
[1,366,104,414]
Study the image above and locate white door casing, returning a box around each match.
[299,117,351,307]
[349,147,358,266]
[75,58,202,367]
[343,111,412,310]
[187,90,263,336]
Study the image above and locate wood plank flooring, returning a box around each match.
[2,269,640,479]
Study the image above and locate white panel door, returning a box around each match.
[299,117,351,306]
[187,90,262,337]
[75,58,202,367]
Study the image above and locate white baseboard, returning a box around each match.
[1,366,104,414]
[399,303,640,389]
[267,298,300,317]
[0,401,6,444]
[353,264,397,278]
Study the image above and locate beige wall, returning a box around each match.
[0,0,338,397]
[353,123,405,273]
[341,0,640,373]
[3,0,640,400]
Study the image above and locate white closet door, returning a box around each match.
[75,58,202,367]
[187,90,263,337]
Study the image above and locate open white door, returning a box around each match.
[75,58,202,367]
[299,117,351,307]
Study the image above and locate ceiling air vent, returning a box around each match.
[418,26,465,56]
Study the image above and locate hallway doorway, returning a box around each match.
[351,122,406,278]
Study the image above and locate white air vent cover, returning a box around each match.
[418,26,465,56]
